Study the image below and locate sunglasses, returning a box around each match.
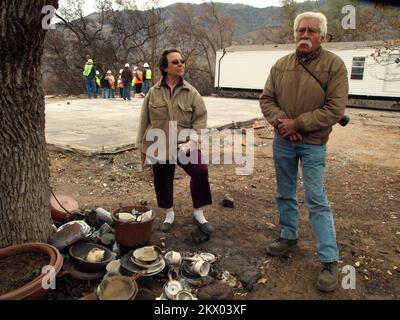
[171,59,186,65]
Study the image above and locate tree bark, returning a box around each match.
[0,0,58,247]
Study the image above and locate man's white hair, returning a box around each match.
[293,12,327,39]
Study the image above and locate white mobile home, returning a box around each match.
[215,41,400,100]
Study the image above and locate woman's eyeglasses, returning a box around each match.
[171,59,185,65]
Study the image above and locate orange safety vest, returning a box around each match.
[118,76,123,88]
[134,71,143,84]
[108,75,115,87]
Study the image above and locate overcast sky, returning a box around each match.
[59,0,287,14]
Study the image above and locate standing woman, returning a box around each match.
[136,49,214,235]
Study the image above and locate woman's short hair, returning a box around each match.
[293,12,327,39]
[158,48,182,77]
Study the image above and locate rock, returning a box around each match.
[240,269,262,291]
[197,282,234,300]
[220,255,261,291]
[222,194,235,208]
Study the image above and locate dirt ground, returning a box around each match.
[48,107,400,300]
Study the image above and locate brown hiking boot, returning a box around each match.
[266,238,298,256]
[317,262,339,292]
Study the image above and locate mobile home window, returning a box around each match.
[351,57,366,80]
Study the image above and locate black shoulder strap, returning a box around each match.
[297,59,327,93]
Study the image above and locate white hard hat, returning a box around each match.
[144,63,149,68]
[134,66,138,71]
[125,63,130,68]
[107,70,112,74]
[96,70,100,75]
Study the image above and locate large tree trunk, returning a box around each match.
[0,0,58,247]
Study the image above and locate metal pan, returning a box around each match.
[96,272,144,300]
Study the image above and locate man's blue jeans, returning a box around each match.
[273,135,339,263]
[102,88,110,99]
[123,83,132,100]
[85,78,96,98]
[143,80,151,94]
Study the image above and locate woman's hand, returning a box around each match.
[179,140,197,154]
[140,152,146,164]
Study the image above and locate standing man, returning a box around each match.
[143,62,152,95]
[82,58,97,99]
[100,72,111,99]
[259,12,348,292]
[122,63,133,101]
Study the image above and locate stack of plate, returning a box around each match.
[120,247,165,277]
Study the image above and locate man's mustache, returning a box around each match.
[297,39,312,48]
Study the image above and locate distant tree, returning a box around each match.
[43,0,166,95]
[322,0,400,42]
[369,40,400,82]
[167,2,236,94]
[254,26,294,45]
[0,0,59,247]
[280,0,298,28]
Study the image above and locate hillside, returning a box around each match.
[84,1,399,44]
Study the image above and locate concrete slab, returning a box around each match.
[45,97,263,155]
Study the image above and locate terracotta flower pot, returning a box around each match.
[0,243,64,300]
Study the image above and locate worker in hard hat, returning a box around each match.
[117,69,124,98]
[121,63,133,101]
[133,66,143,96]
[82,58,97,99]
[107,70,116,98]
[143,62,152,95]
[95,70,101,98]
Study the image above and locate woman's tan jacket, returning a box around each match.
[136,80,207,161]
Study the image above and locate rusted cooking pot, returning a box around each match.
[112,205,156,248]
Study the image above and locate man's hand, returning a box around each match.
[288,133,303,142]
[277,119,297,138]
